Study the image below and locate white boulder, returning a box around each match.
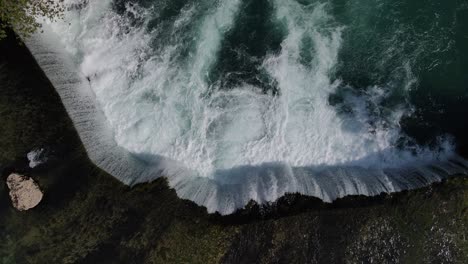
[6,173,43,211]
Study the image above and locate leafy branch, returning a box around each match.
[0,0,64,40]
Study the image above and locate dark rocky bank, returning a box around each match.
[0,32,467,264]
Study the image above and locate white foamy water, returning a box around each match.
[27,149,47,168]
[24,0,468,214]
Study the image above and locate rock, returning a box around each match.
[27,148,47,168]
[6,173,43,211]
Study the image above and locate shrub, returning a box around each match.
[0,0,64,40]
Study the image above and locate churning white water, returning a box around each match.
[25,0,468,214]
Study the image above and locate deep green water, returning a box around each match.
[112,0,468,150]
[32,0,468,214]
[1,2,468,262]
[330,0,468,149]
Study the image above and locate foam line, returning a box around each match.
[23,0,468,215]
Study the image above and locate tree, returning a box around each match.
[0,0,64,40]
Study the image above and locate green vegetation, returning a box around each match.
[0,34,467,263]
[0,0,64,40]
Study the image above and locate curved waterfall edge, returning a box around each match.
[24,31,468,215]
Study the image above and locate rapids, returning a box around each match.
[24,0,468,214]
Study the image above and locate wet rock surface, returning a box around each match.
[0,29,467,264]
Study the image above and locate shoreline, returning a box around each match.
[20,26,468,215]
[2,27,468,215]
[0,31,467,263]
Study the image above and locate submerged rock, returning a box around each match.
[6,173,43,211]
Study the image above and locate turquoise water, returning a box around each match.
[111,0,468,150]
[330,0,468,149]
[31,0,468,213]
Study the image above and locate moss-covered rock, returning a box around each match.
[0,32,467,264]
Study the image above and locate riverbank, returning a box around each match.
[0,32,467,263]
